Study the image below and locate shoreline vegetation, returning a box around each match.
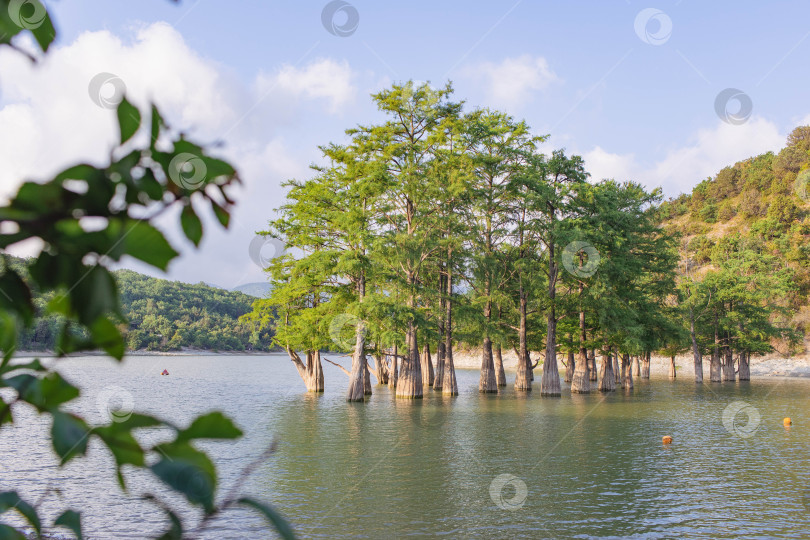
[18,347,810,379]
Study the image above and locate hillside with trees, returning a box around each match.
[11,258,272,352]
[659,126,810,379]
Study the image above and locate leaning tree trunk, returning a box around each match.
[621,353,633,390]
[689,308,703,383]
[495,345,507,387]
[633,355,641,377]
[442,259,458,396]
[388,344,398,389]
[738,351,750,381]
[668,355,676,379]
[641,351,650,379]
[599,352,615,392]
[564,351,575,383]
[347,321,367,402]
[514,289,531,390]
[421,341,435,387]
[288,348,324,392]
[723,346,735,382]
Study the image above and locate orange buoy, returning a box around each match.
[662,435,673,444]
[784,417,792,426]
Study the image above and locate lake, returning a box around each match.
[1,353,809,539]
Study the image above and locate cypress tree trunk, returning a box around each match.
[422,341,435,387]
[641,351,650,379]
[588,350,597,381]
[347,321,367,402]
[479,293,498,392]
[397,320,423,398]
[397,268,423,398]
[570,307,590,394]
[598,351,607,380]
[723,346,735,382]
[364,361,372,395]
[288,348,324,392]
[373,351,388,385]
[690,310,703,383]
[564,351,575,383]
[738,351,750,381]
[495,345,507,387]
[613,350,621,384]
[479,337,498,393]
[442,259,458,396]
[434,340,445,391]
[540,255,560,396]
[621,353,633,390]
[710,315,722,383]
[668,355,676,379]
[599,352,615,392]
[514,287,531,390]
[434,271,446,390]
[389,344,398,389]
[633,355,641,377]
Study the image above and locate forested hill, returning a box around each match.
[659,125,810,350]
[14,261,274,352]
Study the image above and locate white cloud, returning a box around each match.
[0,22,356,286]
[260,59,355,114]
[583,117,786,196]
[465,55,558,110]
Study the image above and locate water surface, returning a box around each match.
[1,354,809,539]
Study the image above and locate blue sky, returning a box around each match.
[2,1,809,286]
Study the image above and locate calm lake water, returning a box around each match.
[2,353,810,539]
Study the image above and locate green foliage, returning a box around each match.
[0,2,292,538]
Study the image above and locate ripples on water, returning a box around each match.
[1,354,809,539]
